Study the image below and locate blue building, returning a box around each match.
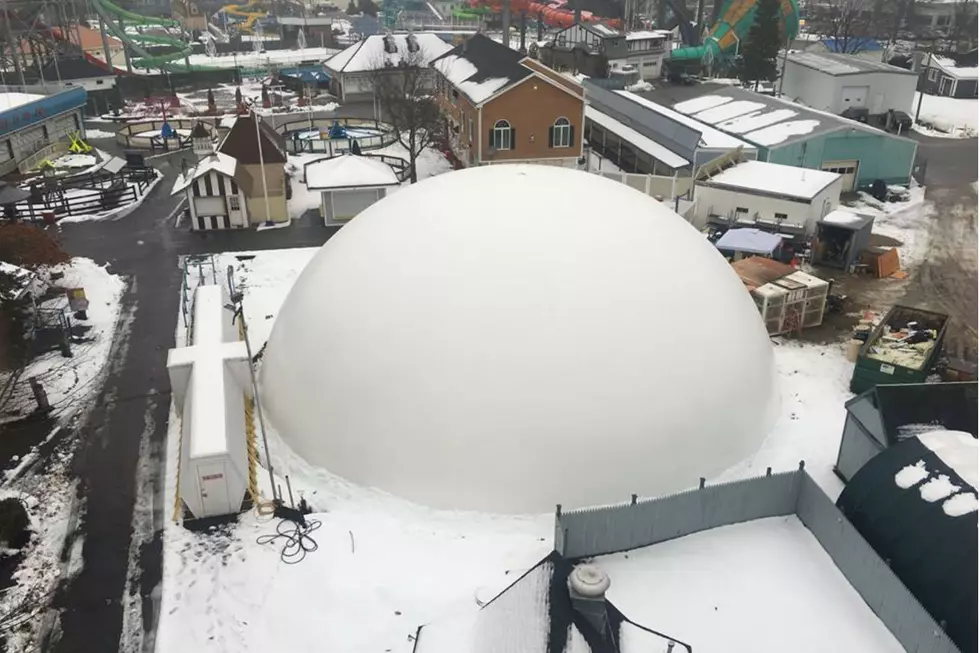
[0,85,88,176]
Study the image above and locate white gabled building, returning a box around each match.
[171,152,249,231]
[693,159,843,235]
[323,33,452,102]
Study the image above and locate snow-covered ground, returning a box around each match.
[0,259,125,429]
[597,516,903,653]
[840,185,934,270]
[50,154,97,169]
[910,91,978,138]
[157,235,877,652]
[0,258,126,650]
[285,145,452,220]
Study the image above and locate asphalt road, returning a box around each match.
[49,156,337,653]
[900,134,978,363]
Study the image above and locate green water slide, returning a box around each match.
[668,0,800,63]
[90,0,222,71]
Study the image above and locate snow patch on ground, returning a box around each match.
[595,516,904,653]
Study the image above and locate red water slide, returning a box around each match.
[467,0,621,29]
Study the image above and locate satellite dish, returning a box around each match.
[297,27,307,50]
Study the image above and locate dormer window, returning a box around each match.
[406,33,419,52]
[383,35,398,54]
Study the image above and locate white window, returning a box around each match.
[552,117,572,148]
[927,68,938,81]
[229,194,241,211]
[468,117,474,143]
[492,119,512,150]
[774,212,788,221]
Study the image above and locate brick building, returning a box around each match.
[431,34,585,168]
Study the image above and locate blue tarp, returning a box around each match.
[716,228,783,255]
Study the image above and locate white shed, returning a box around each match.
[693,160,842,235]
[781,52,918,116]
[167,285,252,520]
[304,154,401,225]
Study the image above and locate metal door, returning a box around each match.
[198,463,232,517]
[841,85,869,108]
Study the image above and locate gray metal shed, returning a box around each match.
[814,210,874,270]
[834,381,978,482]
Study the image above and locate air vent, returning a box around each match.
[383,34,398,54]
[406,33,420,53]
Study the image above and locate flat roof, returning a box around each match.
[704,160,840,200]
[585,106,690,169]
[659,84,913,149]
[787,52,918,76]
[614,90,755,150]
[596,516,904,653]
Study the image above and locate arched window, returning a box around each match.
[492,119,512,151]
[551,117,572,148]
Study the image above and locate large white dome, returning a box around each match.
[260,165,776,513]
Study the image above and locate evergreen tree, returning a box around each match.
[739,0,782,89]
[358,0,379,16]
[346,0,357,14]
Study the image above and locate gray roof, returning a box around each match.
[637,84,915,150]
[787,52,918,76]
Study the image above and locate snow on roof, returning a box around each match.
[614,91,753,150]
[715,228,784,254]
[304,154,400,190]
[625,30,671,40]
[324,33,451,73]
[0,92,44,112]
[788,51,917,75]
[589,23,621,37]
[0,261,36,301]
[918,430,978,491]
[820,209,874,229]
[433,54,514,104]
[931,55,979,80]
[743,119,822,146]
[585,106,690,169]
[171,152,238,195]
[597,516,905,652]
[704,160,840,200]
[432,34,532,105]
[693,99,767,124]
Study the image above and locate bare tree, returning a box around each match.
[370,50,446,184]
[948,0,978,51]
[808,0,876,53]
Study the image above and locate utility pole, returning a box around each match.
[777,34,790,97]
[253,109,273,224]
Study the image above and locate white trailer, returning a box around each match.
[167,285,253,520]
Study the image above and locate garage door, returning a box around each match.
[841,85,869,108]
[822,160,860,191]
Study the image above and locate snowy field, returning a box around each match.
[157,234,876,652]
[184,47,338,69]
[910,91,978,138]
[596,516,903,653]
